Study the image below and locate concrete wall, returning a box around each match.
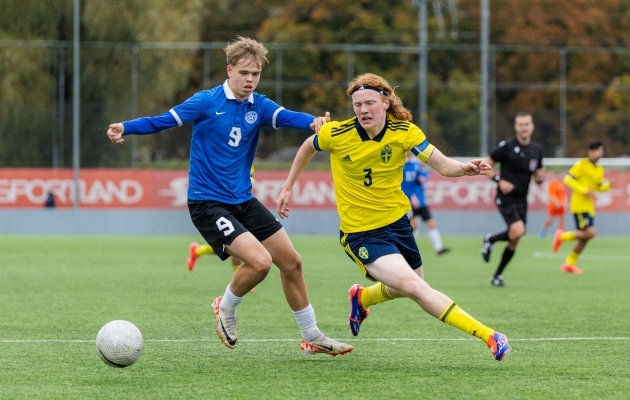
[1,209,628,236]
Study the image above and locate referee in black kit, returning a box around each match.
[481,112,546,286]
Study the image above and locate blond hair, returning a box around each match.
[224,36,269,67]
[346,73,413,122]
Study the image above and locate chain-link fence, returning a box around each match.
[1,40,630,168]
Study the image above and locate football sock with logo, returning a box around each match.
[360,282,395,308]
[565,251,579,266]
[438,301,494,342]
[220,285,243,316]
[292,304,323,342]
[195,244,214,256]
[560,231,577,242]
[488,230,509,244]
[494,247,515,276]
[428,228,443,252]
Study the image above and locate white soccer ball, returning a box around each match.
[96,320,144,368]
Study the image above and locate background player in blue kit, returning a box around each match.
[106,36,352,356]
[402,151,450,255]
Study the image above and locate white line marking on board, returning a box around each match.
[1,337,628,344]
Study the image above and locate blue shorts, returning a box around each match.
[339,215,422,281]
[573,212,594,230]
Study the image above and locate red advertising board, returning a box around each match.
[1,168,628,212]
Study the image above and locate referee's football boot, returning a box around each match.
[490,275,505,287]
[487,331,511,361]
[348,284,370,336]
[481,234,493,263]
[212,296,238,349]
[300,335,354,356]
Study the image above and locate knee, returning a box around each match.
[399,278,429,300]
[248,253,273,277]
[586,227,596,239]
[281,252,303,275]
[509,226,525,240]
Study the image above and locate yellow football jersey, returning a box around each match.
[315,115,435,233]
[564,158,611,215]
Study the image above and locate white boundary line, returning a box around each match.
[1,337,628,344]
[532,251,630,261]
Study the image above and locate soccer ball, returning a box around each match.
[96,320,144,368]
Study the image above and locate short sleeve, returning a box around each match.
[489,141,507,163]
[568,160,582,179]
[407,123,435,162]
[314,122,333,152]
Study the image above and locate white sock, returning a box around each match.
[220,284,243,316]
[292,304,322,341]
[428,228,443,252]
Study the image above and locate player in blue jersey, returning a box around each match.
[106,36,352,356]
[402,151,450,255]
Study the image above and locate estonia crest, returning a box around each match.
[245,111,258,124]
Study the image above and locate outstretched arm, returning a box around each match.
[425,148,492,177]
[107,91,208,145]
[276,135,318,219]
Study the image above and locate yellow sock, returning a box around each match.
[565,251,579,266]
[438,302,494,342]
[560,231,576,242]
[195,244,214,256]
[232,263,240,272]
[360,282,395,308]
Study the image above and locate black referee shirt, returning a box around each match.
[489,136,544,201]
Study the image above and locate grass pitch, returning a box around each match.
[1,235,629,399]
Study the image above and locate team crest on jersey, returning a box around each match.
[380,145,393,163]
[245,111,258,124]
[358,247,369,259]
[529,159,538,171]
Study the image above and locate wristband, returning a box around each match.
[493,175,501,183]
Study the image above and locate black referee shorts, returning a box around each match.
[188,197,283,261]
[496,197,528,226]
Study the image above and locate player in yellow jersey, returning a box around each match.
[276,73,511,361]
[552,140,611,274]
[187,166,257,292]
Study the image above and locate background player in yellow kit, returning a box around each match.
[552,140,611,274]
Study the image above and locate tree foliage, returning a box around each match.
[1,0,630,168]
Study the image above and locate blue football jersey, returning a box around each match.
[402,159,430,207]
[123,81,314,204]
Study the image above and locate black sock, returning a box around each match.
[495,248,515,277]
[488,230,510,244]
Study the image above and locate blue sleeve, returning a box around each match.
[122,111,178,135]
[275,109,316,131]
[122,91,209,135]
[171,91,210,125]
